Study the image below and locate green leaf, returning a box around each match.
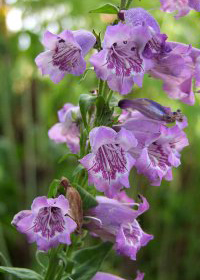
[0,253,9,266]
[75,184,98,210]
[79,67,93,84]
[58,153,79,164]
[71,242,113,280]
[47,179,60,198]
[94,96,114,127]
[72,164,85,178]
[0,266,42,280]
[89,3,119,14]
[79,94,97,131]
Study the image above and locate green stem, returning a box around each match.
[120,0,127,10]
[98,79,104,95]
[102,81,107,98]
[55,261,64,280]
[79,127,88,158]
[125,0,133,9]
[44,246,62,280]
[106,90,114,103]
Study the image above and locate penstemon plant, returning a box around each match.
[1,0,200,279]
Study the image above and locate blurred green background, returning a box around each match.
[0,0,200,279]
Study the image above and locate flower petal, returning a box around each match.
[73,30,96,56]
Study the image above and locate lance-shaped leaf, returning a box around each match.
[58,153,79,164]
[94,96,114,127]
[79,94,97,131]
[47,179,60,198]
[89,3,119,14]
[0,267,42,280]
[75,184,98,210]
[71,242,113,280]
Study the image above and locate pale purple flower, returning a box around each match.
[35,29,96,83]
[90,22,152,95]
[148,43,196,105]
[79,126,137,197]
[85,195,153,260]
[11,195,77,251]
[168,41,200,88]
[92,270,144,280]
[160,0,200,19]
[124,8,171,59]
[48,103,80,153]
[120,113,189,186]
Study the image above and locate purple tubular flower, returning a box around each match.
[90,22,152,94]
[118,98,184,123]
[48,103,80,153]
[160,0,200,18]
[149,43,197,105]
[169,41,200,88]
[120,114,189,186]
[11,195,77,251]
[35,30,96,83]
[124,8,171,59]
[85,195,153,260]
[124,7,200,104]
[79,126,137,197]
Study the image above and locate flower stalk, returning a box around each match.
[120,0,127,10]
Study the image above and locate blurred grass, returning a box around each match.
[0,0,200,279]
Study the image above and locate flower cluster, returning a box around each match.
[11,3,200,280]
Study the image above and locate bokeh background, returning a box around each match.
[0,0,200,279]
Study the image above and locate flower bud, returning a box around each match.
[118,10,125,21]
[118,98,184,123]
[60,177,83,232]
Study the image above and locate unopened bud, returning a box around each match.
[118,10,125,21]
[118,98,184,123]
[60,177,83,233]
